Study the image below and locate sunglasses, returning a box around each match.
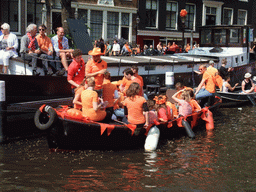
[39,28,45,31]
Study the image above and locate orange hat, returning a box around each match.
[88,48,104,56]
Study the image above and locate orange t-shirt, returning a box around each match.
[189,99,201,112]
[207,66,218,76]
[86,59,107,90]
[81,89,106,121]
[136,74,144,87]
[215,75,223,89]
[36,34,53,53]
[123,95,147,124]
[203,71,216,93]
[103,79,118,108]
[74,86,85,110]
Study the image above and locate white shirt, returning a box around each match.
[112,43,120,52]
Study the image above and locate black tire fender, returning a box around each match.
[34,106,57,130]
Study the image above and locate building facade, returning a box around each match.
[0,0,255,49]
[137,0,253,49]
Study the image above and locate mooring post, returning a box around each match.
[0,81,6,143]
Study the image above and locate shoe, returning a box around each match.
[33,70,40,76]
[46,71,54,76]
[55,69,66,76]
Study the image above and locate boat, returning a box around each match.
[216,89,256,107]
[34,96,221,150]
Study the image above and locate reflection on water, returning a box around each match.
[0,107,256,191]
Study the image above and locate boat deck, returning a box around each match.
[82,54,219,66]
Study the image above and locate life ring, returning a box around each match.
[34,105,57,130]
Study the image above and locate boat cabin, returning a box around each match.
[187,25,253,68]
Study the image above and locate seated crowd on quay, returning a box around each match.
[94,38,200,57]
[0,22,74,75]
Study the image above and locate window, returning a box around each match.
[1,0,20,32]
[238,10,247,25]
[27,0,43,26]
[185,4,195,30]
[166,1,177,30]
[206,6,216,25]
[213,29,226,45]
[146,0,158,28]
[90,10,103,41]
[121,13,129,40]
[230,29,240,43]
[201,29,211,44]
[107,12,119,39]
[223,8,233,25]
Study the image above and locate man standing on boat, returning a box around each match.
[20,24,41,76]
[67,49,85,94]
[51,27,74,75]
[194,64,216,104]
[36,24,55,76]
[207,60,218,76]
[86,47,107,97]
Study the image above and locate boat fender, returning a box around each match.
[34,105,57,130]
[205,110,214,131]
[182,119,195,138]
[144,126,160,151]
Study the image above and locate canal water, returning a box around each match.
[0,106,256,191]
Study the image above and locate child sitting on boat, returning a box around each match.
[222,75,239,93]
[172,89,192,117]
[123,82,149,135]
[153,95,173,122]
[187,89,201,113]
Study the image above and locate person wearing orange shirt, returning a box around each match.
[121,41,132,56]
[194,64,216,100]
[36,24,55,75]
[73,78,87,110]
[123,82,149,135]
[187,89,201,112]
[81,77,106,122]
[207,60,218,76]
[102,71,120,117]
[86,47,107,97]
[121,68,143,96]
[175,82,193,99]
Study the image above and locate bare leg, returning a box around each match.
[0,65,3,73]
[3,66,8,74]
[60,52,68,71]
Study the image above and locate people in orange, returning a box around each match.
[175,82,193,99]
[123,82,149,135]
[185,43,191,53]
[120,68,143,96]
[207,60,218,76]
[67,49,86,93]
[121,41,132,56]
[187,89,201,113]
[36,24,54,75]
[73,78,87,110]
[194,64,216,100]
[81,77,106,121]
[102,71,120,117]
[166,101,178,118]
[86,47,107,97]
[153,95,173,122]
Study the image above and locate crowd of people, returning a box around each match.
[0,23,73,75]
[94,38,200,57]
[2,22,254,130]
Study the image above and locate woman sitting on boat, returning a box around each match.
[0,23,18,74]
[241,73,255,94]
[81,77,107,122]
[187,89,201,113]
[222,76,238,93]
[123,82,149,135]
